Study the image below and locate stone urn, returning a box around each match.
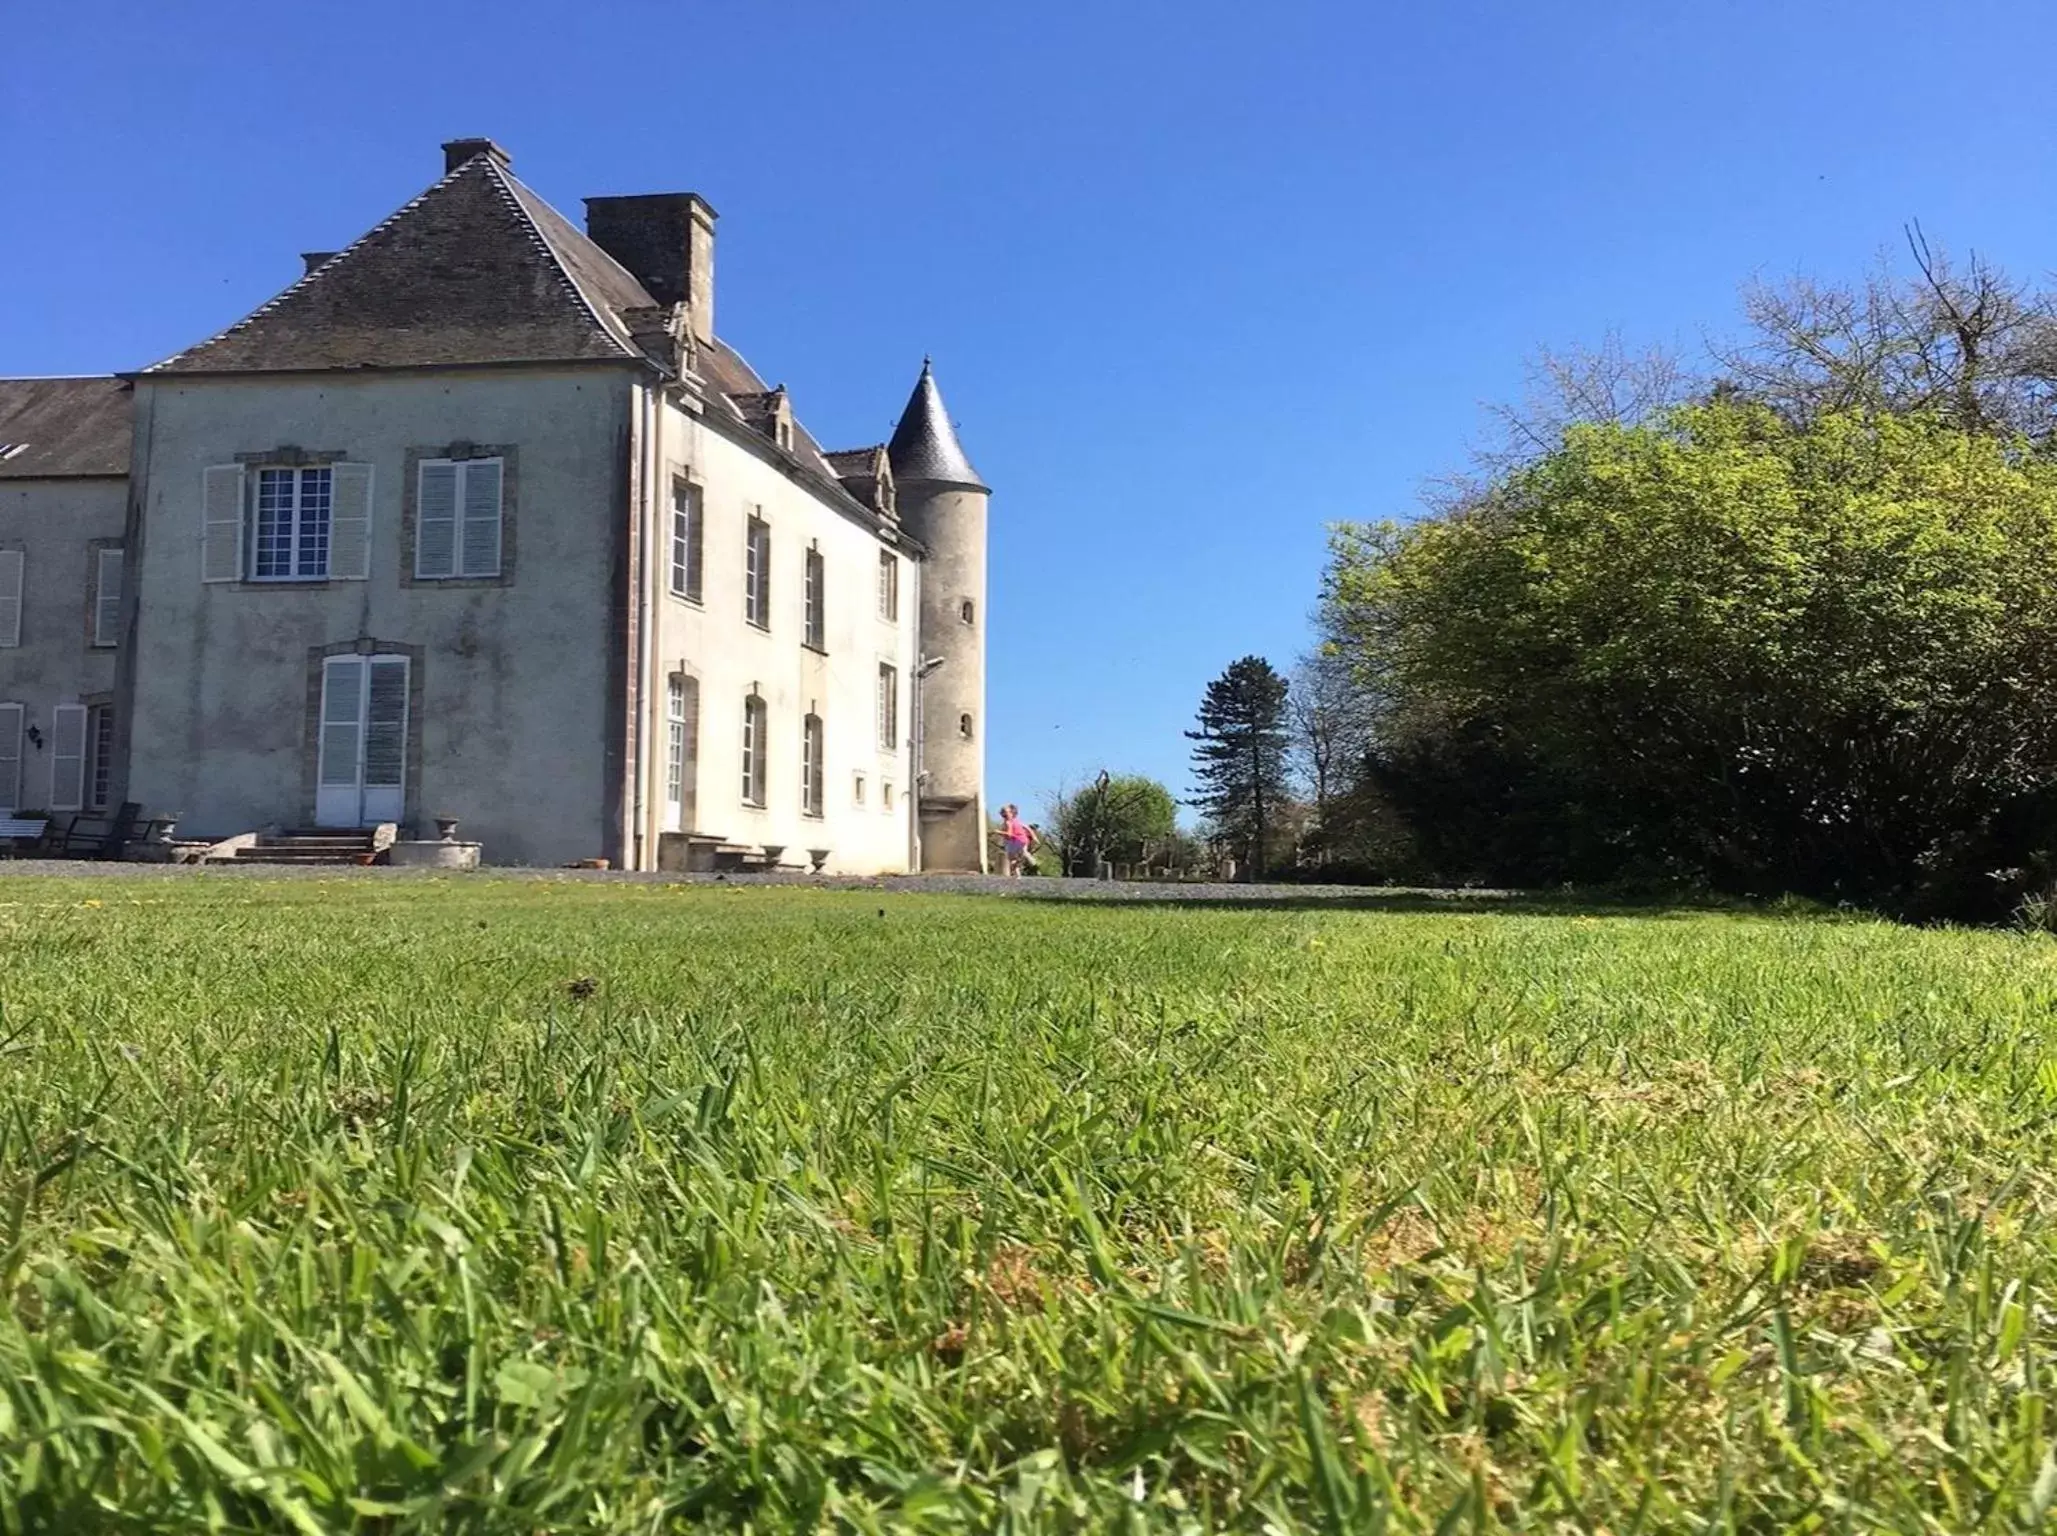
[152,812,183,845]
[808,848,830,873]
[434,816,460,842]
[759,845,785,866]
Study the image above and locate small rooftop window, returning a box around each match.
[0,445,27,462]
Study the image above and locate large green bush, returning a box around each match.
[1326,404,2057,914]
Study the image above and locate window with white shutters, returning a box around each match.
[877,663,899,751]
[49,703,87,813]
[0,550,21,647]
[0,704,21,810]
[92,547,123,647]
[416,458,502,579]
[745,515,770,629]
[741,694,768,806]
[670,482,703,602]
[802,713,824,817]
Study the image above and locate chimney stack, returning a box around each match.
[583,193,718,346]
[441,137,511,175]
[300,251,337,277]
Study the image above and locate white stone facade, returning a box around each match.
[0,141,988,873]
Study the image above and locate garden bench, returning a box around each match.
[57,802,142,860]
[0,817,49,856]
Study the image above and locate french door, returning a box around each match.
[663,674,698,833]
[316,655,408,827]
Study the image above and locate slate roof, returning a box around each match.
[140,144,912,526]
[146,154,641,373]
[824,445,894,515]
[887,361,986,490]
[0,377,131,478]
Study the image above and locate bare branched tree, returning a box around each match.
[1429,333,1695,509]
[1713,227,2057,436]
[1288,647,1363,815]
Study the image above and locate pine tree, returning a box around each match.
[1186,656,1292,879]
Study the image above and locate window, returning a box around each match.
[878,551,899,622]
[92,547,123,647]
[883,781,895,811]
[0,550,21,647]
[960,598,975,626]
[49,703,87,813]
[877,663,898,751]
[0,703,21,810]
[253,466,333,580]
[802,713,824,817]
[803,548,826,650]
[669,481,703,602]
[741,693,767,806]
[666,675,688,812]
[853,772,866,806]
[416,458,504,579]
[87,703,114,811]
[745,515,770,629]
[959,712,974,741]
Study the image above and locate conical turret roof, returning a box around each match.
[887,360,987,490]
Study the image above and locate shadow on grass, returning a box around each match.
[998,884,1845,921]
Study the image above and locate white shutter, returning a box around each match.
[0,704,21,810]
[328,463,372,580]
[363,659,408,790]
[93,547,124,647]
[416,462,457,578]
[201,465,245,583]
[0,550,21,646]
[319,658,365,790]
[49,704,87,813]
[460,459,502,576]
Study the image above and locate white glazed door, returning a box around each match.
[316,655,410,827]
[663,675,686,833]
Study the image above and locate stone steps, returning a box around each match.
[232,830,379,866]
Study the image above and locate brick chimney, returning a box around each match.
[441,137,511,175]
[583,193,718,346]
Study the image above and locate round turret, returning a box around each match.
[888,361,989,872]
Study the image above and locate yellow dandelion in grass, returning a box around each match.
[80,899,103,910]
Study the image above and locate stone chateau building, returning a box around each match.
[0,138,990,872]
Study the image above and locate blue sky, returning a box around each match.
[6,0,2055,817]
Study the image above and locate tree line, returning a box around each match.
[1069,235,2057,915]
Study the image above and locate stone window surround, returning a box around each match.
[744,510,771,631]
[299,638,428,830]
[221,447,349,591]
[84,537,122,649]
[801,540,827,655]
[399,442,518,589]
[666,468,705,607]
[739,689,769,812]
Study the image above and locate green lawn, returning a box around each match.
[3,877,2056,1532]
